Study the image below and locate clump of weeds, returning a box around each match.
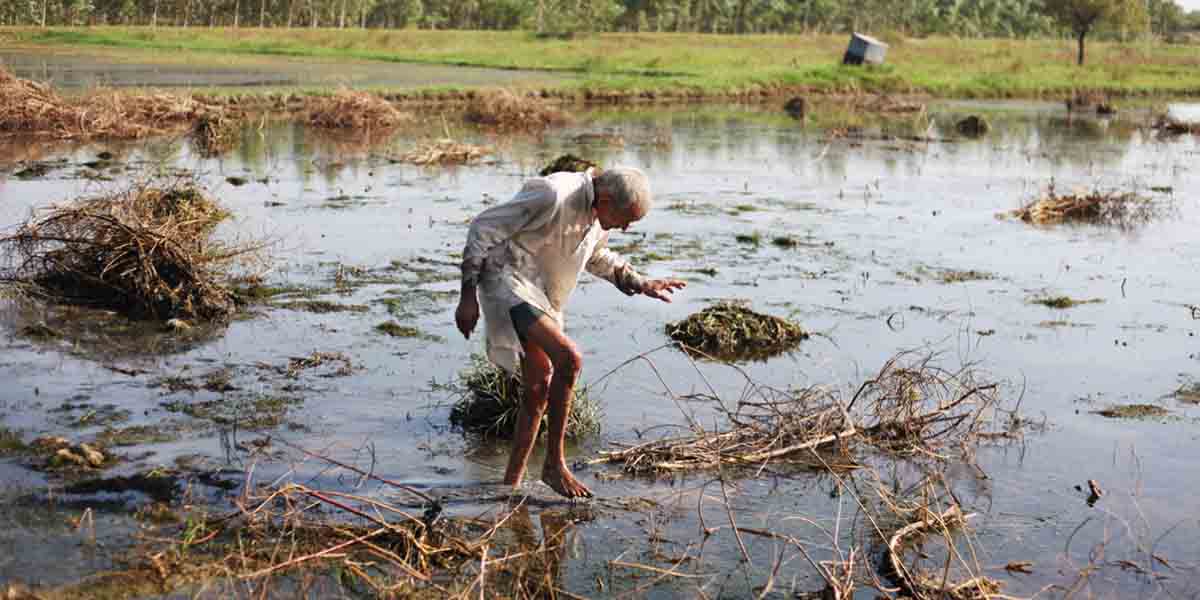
[665,301,808,362]
[446,355,599,439]
[1032,295,1102,309]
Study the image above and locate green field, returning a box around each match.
[5,27,1200,99]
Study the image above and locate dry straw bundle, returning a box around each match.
[666,302,809,362]
[464,89,569,131]
[43,445,574,599]
[0,66,216,140]
[304,89,413,130]
[0,183,260,321]
[399,139,492,166]
[592,352,999,473]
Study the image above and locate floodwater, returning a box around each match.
[2,98,1199,598]
[0,48,570,90]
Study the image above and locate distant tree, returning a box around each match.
[1043,0,1144,65]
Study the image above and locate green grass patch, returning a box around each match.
[8,27,1200,99]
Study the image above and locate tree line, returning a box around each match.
[4,0,1199,40]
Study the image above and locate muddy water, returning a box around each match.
[2,101,1199,597]
[0,48,570,90]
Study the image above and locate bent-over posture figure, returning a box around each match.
[455,167,685,498]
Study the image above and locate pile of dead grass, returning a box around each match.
[592,352,1000,473]
[304,89,413,130]
[666,302,808,362]
[1009,187,1162,228]
[447,355,600,439]
[48,447,576,599]
[398,139,491,166]
[0,66,219,140]
[0,182,261,321]
[464,89,569,131]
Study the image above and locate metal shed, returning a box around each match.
[843,33,888,66]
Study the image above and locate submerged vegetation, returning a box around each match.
[447,355,600,439]
[0,183,260,321]
[666,302,808,361]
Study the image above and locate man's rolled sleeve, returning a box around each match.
[586,245,645,296]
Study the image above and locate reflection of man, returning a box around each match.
[455,167,686,498]
[508,505,581,590]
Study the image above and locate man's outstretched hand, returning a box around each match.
[641,278,687,302]
[456,291,480,339]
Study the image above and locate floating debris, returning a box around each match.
[666,302,808,362]
[1094,404,1170,419]
[0,184,258,321]
[1031,296,1102,309]
[1009,188,1164,228]
[448,355,599,439]
[398,139,491,166]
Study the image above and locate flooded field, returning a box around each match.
[1,98,1199,598]
[0,48,569,90]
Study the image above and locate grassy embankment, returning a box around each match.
[3,27,1200,100]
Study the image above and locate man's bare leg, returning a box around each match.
[522,317,593,499]
[503,344,551,487]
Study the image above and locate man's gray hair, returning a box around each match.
[595,167,652,215]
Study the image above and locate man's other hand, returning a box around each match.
[456,296,480,339]
[641,279,687,303]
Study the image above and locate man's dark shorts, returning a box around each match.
[509,302,546,345]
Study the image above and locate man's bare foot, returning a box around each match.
[541,464,593,499]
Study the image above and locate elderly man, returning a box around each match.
[455,167,685,499]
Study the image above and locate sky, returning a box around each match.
[1179,0,1200,12]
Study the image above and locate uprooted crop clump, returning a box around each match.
[1009,187,1166,229]
[448,355,600,439]
[0,183,261,321]
[666,302,808,362]
[464,89,569,131]
[304,89,413,130]
[539,154,597,176]
[0,66,222,140]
